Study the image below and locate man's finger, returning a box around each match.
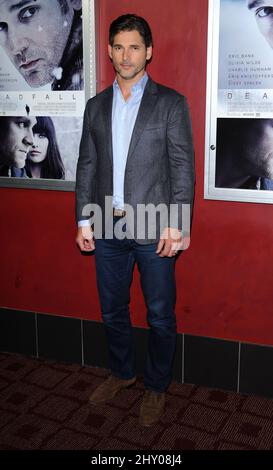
[156,238,165,254]
[83,238,95,251]
[159,240,172,257]
[76,234,95,252]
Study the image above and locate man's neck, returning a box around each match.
[116,70,146,100]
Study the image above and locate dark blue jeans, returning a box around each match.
[95,221,177,393]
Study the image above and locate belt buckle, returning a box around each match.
[113,208,126,217]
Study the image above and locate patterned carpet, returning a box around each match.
[0,352,273,450]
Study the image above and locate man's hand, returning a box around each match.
[156,227,190,257]
[76,226,95,252]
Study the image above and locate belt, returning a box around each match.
[113,208,126,217]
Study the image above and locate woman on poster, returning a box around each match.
[26,117,65,179]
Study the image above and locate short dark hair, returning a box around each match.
[109,14,153,48]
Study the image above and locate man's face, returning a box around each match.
[108,30,152,82]
[248,0,273,49]
[0,1,76,87]
[241,119,273,178]
[5,116,37,168]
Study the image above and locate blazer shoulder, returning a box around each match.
[151,80,186,101]
[85,85,113,109]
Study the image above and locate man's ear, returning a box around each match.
[108,44,113,60]
[69,0,82,11]
[146,46,153,61]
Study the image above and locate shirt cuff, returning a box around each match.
[78,220,91,227]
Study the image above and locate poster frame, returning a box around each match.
[0,0,96,192]
[204,0,273,205]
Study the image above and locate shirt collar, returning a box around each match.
[113,72,148,93]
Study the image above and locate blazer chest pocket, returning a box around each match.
[143,123,166,132]
[141,125,167,148]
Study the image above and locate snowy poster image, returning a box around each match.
[205,0,273,204]
[0,0,83,92]
[0,1,96,189]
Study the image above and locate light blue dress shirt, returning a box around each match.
[78,72,148,226]
[112,72,148,209]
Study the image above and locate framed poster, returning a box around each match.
[0,0,96,191]
[205,0,273,204]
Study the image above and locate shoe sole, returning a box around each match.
[139,420,155,427]
[89,379,136,405]
[139,416,163,426]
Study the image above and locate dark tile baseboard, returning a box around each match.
[0,307,183,382]
[0,308,36,357]
[1,307,273,399]
[184,335,239,392]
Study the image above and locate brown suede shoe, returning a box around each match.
[139,390,166,426]
[89,375,136,404]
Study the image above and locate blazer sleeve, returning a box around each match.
[75,101,97,224]
[167,95,195,231]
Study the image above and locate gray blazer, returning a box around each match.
[75,76,195,244]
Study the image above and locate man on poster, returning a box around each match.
[246,0,273,189]
[216,118,273,190]
[247,0,273,50]
[0,115,36,176]
[0,0,83,90]
[75,14,194,426]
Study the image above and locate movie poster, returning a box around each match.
[0,0,95,187]
[205,0,273,203]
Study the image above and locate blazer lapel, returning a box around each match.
[101,86,113,168]
[100,78,158,169]
[126,78,158,166]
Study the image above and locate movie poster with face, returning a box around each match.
[205,0,273,203]
[0,0,95,186]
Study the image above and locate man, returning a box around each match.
[0,115,36,176]
[75,14,195,426]
[0,0,83,90]
[247,0,273,49]
[216,118,273,190]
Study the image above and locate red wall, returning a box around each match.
[1,0,273,345]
